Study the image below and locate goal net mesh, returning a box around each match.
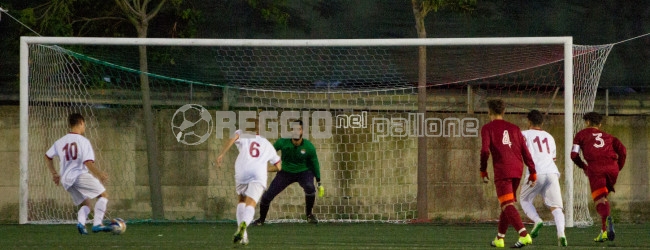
[23,40,612,225]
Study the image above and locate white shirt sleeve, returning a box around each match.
[45,143,57,159]
[81,139,95,163]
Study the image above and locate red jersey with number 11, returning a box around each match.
[480,120,536,180]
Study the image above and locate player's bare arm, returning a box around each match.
[44,155,60,185]
[268,161,282,172]
[85,161,108,183]
[216,133,240,167]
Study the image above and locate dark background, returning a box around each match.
[1,0,649,96]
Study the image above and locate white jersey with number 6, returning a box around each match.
[233,130,281,187]
[45,133,96,190]
[521,129,559,178]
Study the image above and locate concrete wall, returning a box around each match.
[1,105,648,223]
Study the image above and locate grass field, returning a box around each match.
[0,222,648,249]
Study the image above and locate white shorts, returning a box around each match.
[66,173,106,206]
[520,173,563,209]
[235,182,265,203]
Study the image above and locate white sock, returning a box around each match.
[77,206,90,224]
[552,209,566,237]
[93,197,108,226]
[520,200,542,224]
[236,203,245,226]
[243,205,255,227]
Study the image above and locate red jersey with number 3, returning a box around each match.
[571,127,626,171]
[480,120,536,180]
[233,130,281,186]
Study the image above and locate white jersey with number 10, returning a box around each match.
[521,129,559,177]
[233,130,281,187]
[45,133,96,190]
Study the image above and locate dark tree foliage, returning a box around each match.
[1,0,649,92]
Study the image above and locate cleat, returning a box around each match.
[76,223,88,235]
[233,222,247,244]
[530,222,543,238]
[91,225,112,233]
[240,235,249,245]
[594,231,608,242]
[510,234,532,248]
[306,214,318,224]
[606,216,615,241]
[490,237,505,248]
[559,236,568,247]
[252,218,264,226]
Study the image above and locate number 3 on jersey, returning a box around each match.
[502,130,512,147]
[592,133,605,148]
[249,142,260,157]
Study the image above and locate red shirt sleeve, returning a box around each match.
[480,125,491,173]
[519,132,536,175]
[612,137,627,170]
[570,130,587,168]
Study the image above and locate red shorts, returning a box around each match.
[584,166,619,200]
[494,178,521,205]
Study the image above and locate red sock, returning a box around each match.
[497,211,508,238]
[596,201,610,231]
[504,205,527,237]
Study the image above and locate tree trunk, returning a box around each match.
[137,23,165,220]
[412,0,429,222]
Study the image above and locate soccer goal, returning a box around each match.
[19,37,612,227]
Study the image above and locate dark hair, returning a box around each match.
[292,119,303,127]
[527,110,543,126]
[68,113,85,128]
[582,112,602,125]
[487,99,505,115]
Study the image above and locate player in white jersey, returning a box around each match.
[519,110,567,246]
[216,119,282,246]
[45,113,113,235]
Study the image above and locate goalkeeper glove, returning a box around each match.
[481,171,489,183]
[317,182,324,198]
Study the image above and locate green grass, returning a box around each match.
[0,222,648,249]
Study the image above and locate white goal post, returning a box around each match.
[20,36,593,226]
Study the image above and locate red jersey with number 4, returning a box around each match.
[480,120,536,180]
[571,127,626,171]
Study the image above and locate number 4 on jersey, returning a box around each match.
[502,130,512,148]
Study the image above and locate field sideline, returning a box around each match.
[0,222,647,249]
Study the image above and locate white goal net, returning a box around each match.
[20,37,612,227]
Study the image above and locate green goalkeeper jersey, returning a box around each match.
[273,138,321,180]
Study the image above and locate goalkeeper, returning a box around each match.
[253,119,323,225]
